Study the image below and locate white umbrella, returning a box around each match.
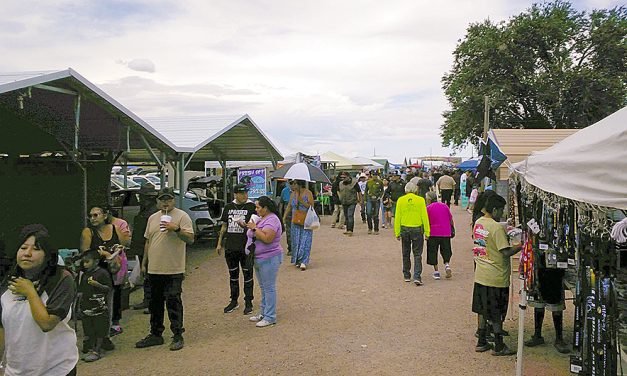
[271,162,330,183]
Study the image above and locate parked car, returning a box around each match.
[129,175,161,190]
[111,175,141,191]
[110,189,221,241]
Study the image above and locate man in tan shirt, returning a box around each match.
[136,187,194,351]
[436,172,456,208]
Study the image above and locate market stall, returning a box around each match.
[509,106,627,375]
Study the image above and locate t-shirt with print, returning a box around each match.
[144,207,194,275]
[365,179,384,201]
[220,200,256,252]
[78,266,112,316]
[472,216,511,288]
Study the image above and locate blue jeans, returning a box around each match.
[342,203,356,232]
[254,253,282,323]
[400,226,424,280]
[366,199,380,231]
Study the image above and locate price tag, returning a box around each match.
[539,243,549,250]
[568,258,576,266]
[527,218,541,234]
[557,262,568,269]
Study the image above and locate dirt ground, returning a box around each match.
[79,204,573,375]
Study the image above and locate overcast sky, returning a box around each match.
[0,0,621,163]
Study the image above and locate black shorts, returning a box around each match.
[426,237,452,265]
[82,313,109,339]
[472,283,509,323]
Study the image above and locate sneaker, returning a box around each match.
[249,314,264,322]
[345,231,353,237]
[492,345,516,356]
[143,308,151,315]
[101,337,115,351]
[331,223,336,228]
[224,300,239,313]
[382,224,386,229]
[83,350,101,362]
[433,272,441,280]
[524,335,545,347]
[404,277,411,282]
[339,225,345,230]
[135,334,164,348]
[475,342,493,352]
[554,339,570,354]
[109,325,123,337]
[256,319,276,328]
[300,263,307,271]
[368,229,372,234]
[243,302,253,315]
[414,278,423,286]
[445,266,452,279]
[373,231,379,235]
[169,335,184,351]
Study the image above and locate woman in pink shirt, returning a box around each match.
[425,191,454,279]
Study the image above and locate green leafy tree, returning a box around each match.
[441,1,626,149]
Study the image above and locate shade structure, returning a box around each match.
[457,158,479,171]
[271,162,330,183]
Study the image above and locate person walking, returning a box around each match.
[413,172,433,199]
[425,191,454,280]
[338,172,361,237]
[381,178,392,229]
[282,180,314,270]
[472,194,522,355]
[394,182,430,286]
[216,184,257,315]
[246,196,284,328]
[357,173,368,223]
[364,171,384,235]
[330,175,345,229]
[135,187,194,351]
[452,170,461,206]
[460,170,469,209]
[436,172,456,208]
[388,172,406,225]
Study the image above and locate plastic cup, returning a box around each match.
[160,214,172,232]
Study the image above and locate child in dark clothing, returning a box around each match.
[79,249,112,362]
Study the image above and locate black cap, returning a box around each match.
[234,183,249,193]
[157,187,175,199]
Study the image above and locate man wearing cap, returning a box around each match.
[338,171,361,236]
[216,183,256,315]
[136,187,194,351]
[388,172,406,224]
[364,171,384,235]
[131,184,159,313]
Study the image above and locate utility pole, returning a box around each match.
[483,95,490,142]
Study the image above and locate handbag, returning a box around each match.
[304,206,320,230]
[292,209,307,226]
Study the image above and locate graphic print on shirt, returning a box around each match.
[473,223,489,259]
[227,209,249,234]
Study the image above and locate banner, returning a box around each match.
[237,168,267,198]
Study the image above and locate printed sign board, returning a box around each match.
[237,168,267,198]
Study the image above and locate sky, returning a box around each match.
[0,0,621,163]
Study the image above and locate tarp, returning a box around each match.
[457,158,479,171]
[320,151,366,170]
[514,106,627,210]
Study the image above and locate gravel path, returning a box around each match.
[79,204,572,375]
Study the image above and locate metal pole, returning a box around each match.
[178,154,185,208]
[516,274,526,376]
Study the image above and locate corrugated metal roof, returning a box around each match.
[0,69,283,163]
[491,128,580,179]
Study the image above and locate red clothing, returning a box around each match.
[426,202,453,237]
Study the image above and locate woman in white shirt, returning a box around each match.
[0,224,78,376]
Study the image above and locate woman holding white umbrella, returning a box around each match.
[282,180,314,271]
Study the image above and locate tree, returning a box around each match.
[441,1,626,149]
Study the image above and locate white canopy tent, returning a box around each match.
[320,151,367,170]
[512,106,627,210]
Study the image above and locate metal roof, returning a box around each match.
[0,69,283,164]
[491,128,580,180]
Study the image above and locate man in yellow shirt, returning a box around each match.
[472,194,522,356]
[394,182,430,286]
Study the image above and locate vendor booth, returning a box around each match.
[509,106,627,375]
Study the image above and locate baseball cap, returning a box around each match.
[157,187,175,199]
[359,173,367,178]
[234,183,250,193]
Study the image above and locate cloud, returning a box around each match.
[117,59,156,73]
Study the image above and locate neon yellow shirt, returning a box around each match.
[394,193,430,238]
